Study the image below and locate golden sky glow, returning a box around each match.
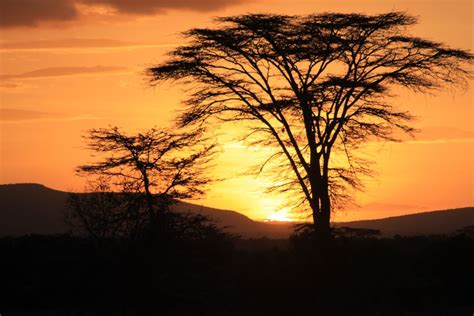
[1,0,473,221]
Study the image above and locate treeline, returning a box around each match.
[1,231,473,315]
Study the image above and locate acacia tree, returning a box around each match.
[70,126,216,239]
[66,178,147,240]
[148,13,472,236]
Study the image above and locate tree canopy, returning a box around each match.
[148,12,473,235]
[69,127,217,240]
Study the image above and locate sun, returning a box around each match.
[266,211,292,222]
[256,196,292,222]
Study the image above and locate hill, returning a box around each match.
[0,183,293,238]
[0,183,473,237]
[336,207,474,237]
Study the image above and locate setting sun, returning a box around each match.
[266,210,293,222]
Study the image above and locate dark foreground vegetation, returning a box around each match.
[1,229,473,315]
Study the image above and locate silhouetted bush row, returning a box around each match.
[1,231,473,315]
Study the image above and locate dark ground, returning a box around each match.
[1,232,473,316]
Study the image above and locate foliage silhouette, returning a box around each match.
[68,126,219,243]
[148,12,473,236]
[62,127,234,314]
[1,232,473,315]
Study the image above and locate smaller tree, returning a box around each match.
[68,126,217,240]
[66,177,148,241]
[67,127,232,310]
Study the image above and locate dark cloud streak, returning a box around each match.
[0,38,177,52]
[0,108,99,123]
[0,39,139,49]
[82,0,249,14]
[1,66,127,80]
[1,0,248,28]
[0,0,78,28]
[0,108,54,121]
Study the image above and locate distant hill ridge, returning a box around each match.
[0,183,293,238]
[336,207,474,236]
[0,183,473,238]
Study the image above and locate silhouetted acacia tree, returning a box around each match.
[66,178,149,241]
[148,13,473,236]
[69,127,217,240]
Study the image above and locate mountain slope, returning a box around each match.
[336,207,474,237]
[0,183,293,238]
[1,183,473,238]
[0,183,68,236]
[173,201,293,238]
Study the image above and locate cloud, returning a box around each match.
[416,126,474,141]
[81,0,249,14]
[0,38,139,50]
[0,0,248,28]
[0,82,19,89]
[402,126,474,144]
[0,66,127,80]
[0,108,99,123]
[404,138,474,145]
[0,108,52,121]
[0,38,178,53]
[0,0,78,28]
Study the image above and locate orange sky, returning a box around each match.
[1,0,473,221]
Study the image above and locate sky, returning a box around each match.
[0,0,473,222]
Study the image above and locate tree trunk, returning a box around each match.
[141,170,161,244]
[310,175,331,238]
[142,174,155,223]
[319,183,331,236]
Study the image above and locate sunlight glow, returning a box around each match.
[259,196,293,222]
[266,210,292,222]
[250,192,293,222]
